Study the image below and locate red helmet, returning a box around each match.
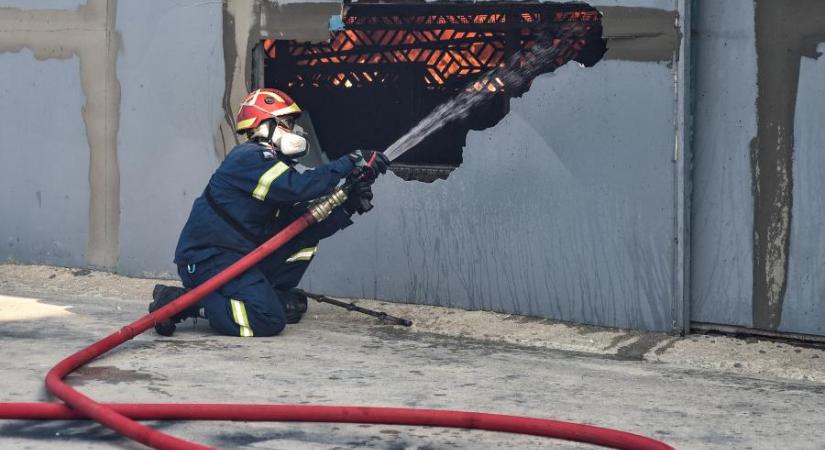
[236,88,301,133]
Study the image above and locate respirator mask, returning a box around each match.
[251,116,310,159]
[272,115,309,159]
[274,125,309,159]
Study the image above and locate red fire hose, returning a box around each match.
[0,189,674,450]
[0,403,673,450]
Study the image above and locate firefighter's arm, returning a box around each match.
[224,154,354,205]
[264,156,354,204]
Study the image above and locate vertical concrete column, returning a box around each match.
[215,0,257,158]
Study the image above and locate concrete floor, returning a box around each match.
[1,264,824,449]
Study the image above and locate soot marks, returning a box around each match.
[66,365,157,386]
[0,420,175,443]
[263,2,605,182]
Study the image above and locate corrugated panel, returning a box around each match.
[306,61,677,331]
[690,0,757,328]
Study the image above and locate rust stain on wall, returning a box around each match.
[751,0,825,330]
[0,0,122,269]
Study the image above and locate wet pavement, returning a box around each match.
[1,264,824,449]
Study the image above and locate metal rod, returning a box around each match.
[296,290,413,327]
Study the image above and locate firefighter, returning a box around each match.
[149,88,389,337]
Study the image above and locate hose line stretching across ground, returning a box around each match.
[0,188,674,450]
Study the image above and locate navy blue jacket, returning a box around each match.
[174,142,355,267]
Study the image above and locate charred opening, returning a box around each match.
[263,2,605,181]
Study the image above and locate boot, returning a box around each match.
[279,289,308,324]
[148,284,199,336]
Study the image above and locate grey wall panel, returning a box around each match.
[690,0,756,327]
[0,51,89,267]
[781,44,825,336]
[115,0,225,277]
[0,0,84,9]
[305,60,677,331]
[592,0,675,8]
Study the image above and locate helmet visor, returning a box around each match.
[275,115,297,131]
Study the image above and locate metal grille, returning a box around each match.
[263,3,603,93]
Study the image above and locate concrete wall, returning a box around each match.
[0,0,684,333]
[782,44,825,336]
[0,53,89,267]
[0,0,224,277]
[305,58,680,331]
[2,0,824,336]
[305,0,684,331]
[691,0,757,328]
[0,0,120,269]
[691,0,825,336]
[115,0,224,277]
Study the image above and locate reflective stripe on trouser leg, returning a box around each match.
[285,246,317,263]
[230,299,254,337]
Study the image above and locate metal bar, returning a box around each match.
[344,22,582,32]
[250,42,265,90]
[281,36,506,62]
[343,2,597,16]
[691,322,825,345]
[673,0,693,335]
[297,290,413,327]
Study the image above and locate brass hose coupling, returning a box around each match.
[309,187,348,222]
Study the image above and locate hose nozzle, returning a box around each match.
[309,188,348,222]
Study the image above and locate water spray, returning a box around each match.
[384,26,588,162]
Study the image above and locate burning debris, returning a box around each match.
[263,2,605,181]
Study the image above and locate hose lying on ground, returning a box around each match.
[0,189,674,450]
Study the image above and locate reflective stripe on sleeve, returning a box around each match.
[230,299,254,337]
[252,161,289,201]
[285,246,318,263]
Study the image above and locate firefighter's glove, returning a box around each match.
[348,150,390,183]
[343,180,374,215]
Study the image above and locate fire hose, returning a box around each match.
[0,186,675,450]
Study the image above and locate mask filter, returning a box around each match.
[278,125,309,158]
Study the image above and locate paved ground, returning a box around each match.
[1,264,824,449]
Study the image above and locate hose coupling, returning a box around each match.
[309,188,348,222]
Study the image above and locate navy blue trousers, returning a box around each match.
[178,253,291,337]
[177,209,350,337]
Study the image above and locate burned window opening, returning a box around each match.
[263,2,605,182]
